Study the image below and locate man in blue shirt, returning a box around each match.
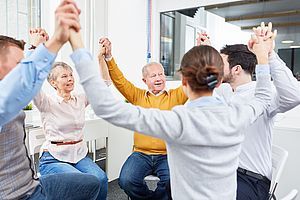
[0,0,101,199]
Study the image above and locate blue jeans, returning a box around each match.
[118,152,171,200]
[39,152,108,200]
[26,173,100,200]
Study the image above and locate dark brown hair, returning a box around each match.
[179,45,224,92]
[220,44,257,75]
[0,35,25,56]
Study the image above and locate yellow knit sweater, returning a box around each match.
[107,58,188,154]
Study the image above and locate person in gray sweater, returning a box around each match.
[69,30,273,199]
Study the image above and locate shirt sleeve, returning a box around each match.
[268,51,300,117]
[0,44,56,127]
[33,90,51,112]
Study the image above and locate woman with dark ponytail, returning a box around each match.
[70,29,273,199]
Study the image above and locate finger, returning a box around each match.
[256,27,262,36]
[271,29,277,40]
[267,22,272,34]
[58,12,80,24]
[252,27,260,36]
[56,3,79,16]
[39,29,47,36]
[99,37,107,44]
[260,22,266,36]
[261,24,268,37]
[60,0,81,15]
[248,39,254,50]
[251,34,258,44]
[69,20,81,32]
[264,22,273,39]
[59,17,81,32]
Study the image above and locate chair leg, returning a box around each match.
[93,140,96,162]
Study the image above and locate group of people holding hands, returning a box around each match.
[0,0,300,200]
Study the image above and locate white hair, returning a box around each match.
[142,62,164,77]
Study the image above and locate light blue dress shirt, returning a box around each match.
[0,44,56,129]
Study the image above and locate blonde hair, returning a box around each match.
[47,62,73,83]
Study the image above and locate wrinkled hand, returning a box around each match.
[196,32,211,46]
[99,37,112,58]
[29,28,49,47]
[53,0,81,45]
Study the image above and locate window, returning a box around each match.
[0,0,41,41]
[160,12,175,78]
[278,48,300,80]
[160,7,206,80]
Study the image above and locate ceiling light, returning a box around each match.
[282,40,294,44]
[290,46,300,48]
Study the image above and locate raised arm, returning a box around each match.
[252,22,300,116]
[24,28,49,57]
[99,37,144,103]
[233,28,273,129]
[97,41,112,84]
[0,0,81,127]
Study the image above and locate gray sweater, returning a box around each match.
[72,49,271,200]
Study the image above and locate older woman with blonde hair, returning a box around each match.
[33,61,108,200]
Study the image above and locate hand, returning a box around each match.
[250,35,270,64]
[196,32,211,46]
[98,46,106,59]
[248,22,277,53]
[45,0,81,53]
[29,28,49,47]
[99,37,112,58]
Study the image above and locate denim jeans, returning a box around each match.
[26,173,100,200]
[118,152,171,200]
[39,152,108,200]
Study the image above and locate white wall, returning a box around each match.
[105,0,148,90]
[206,12,251,51]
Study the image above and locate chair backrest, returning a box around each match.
[28,128,46,156]
[269,145,289,198]
[83,119,109,142]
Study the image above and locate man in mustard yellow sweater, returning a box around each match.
[99,38,187,200]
